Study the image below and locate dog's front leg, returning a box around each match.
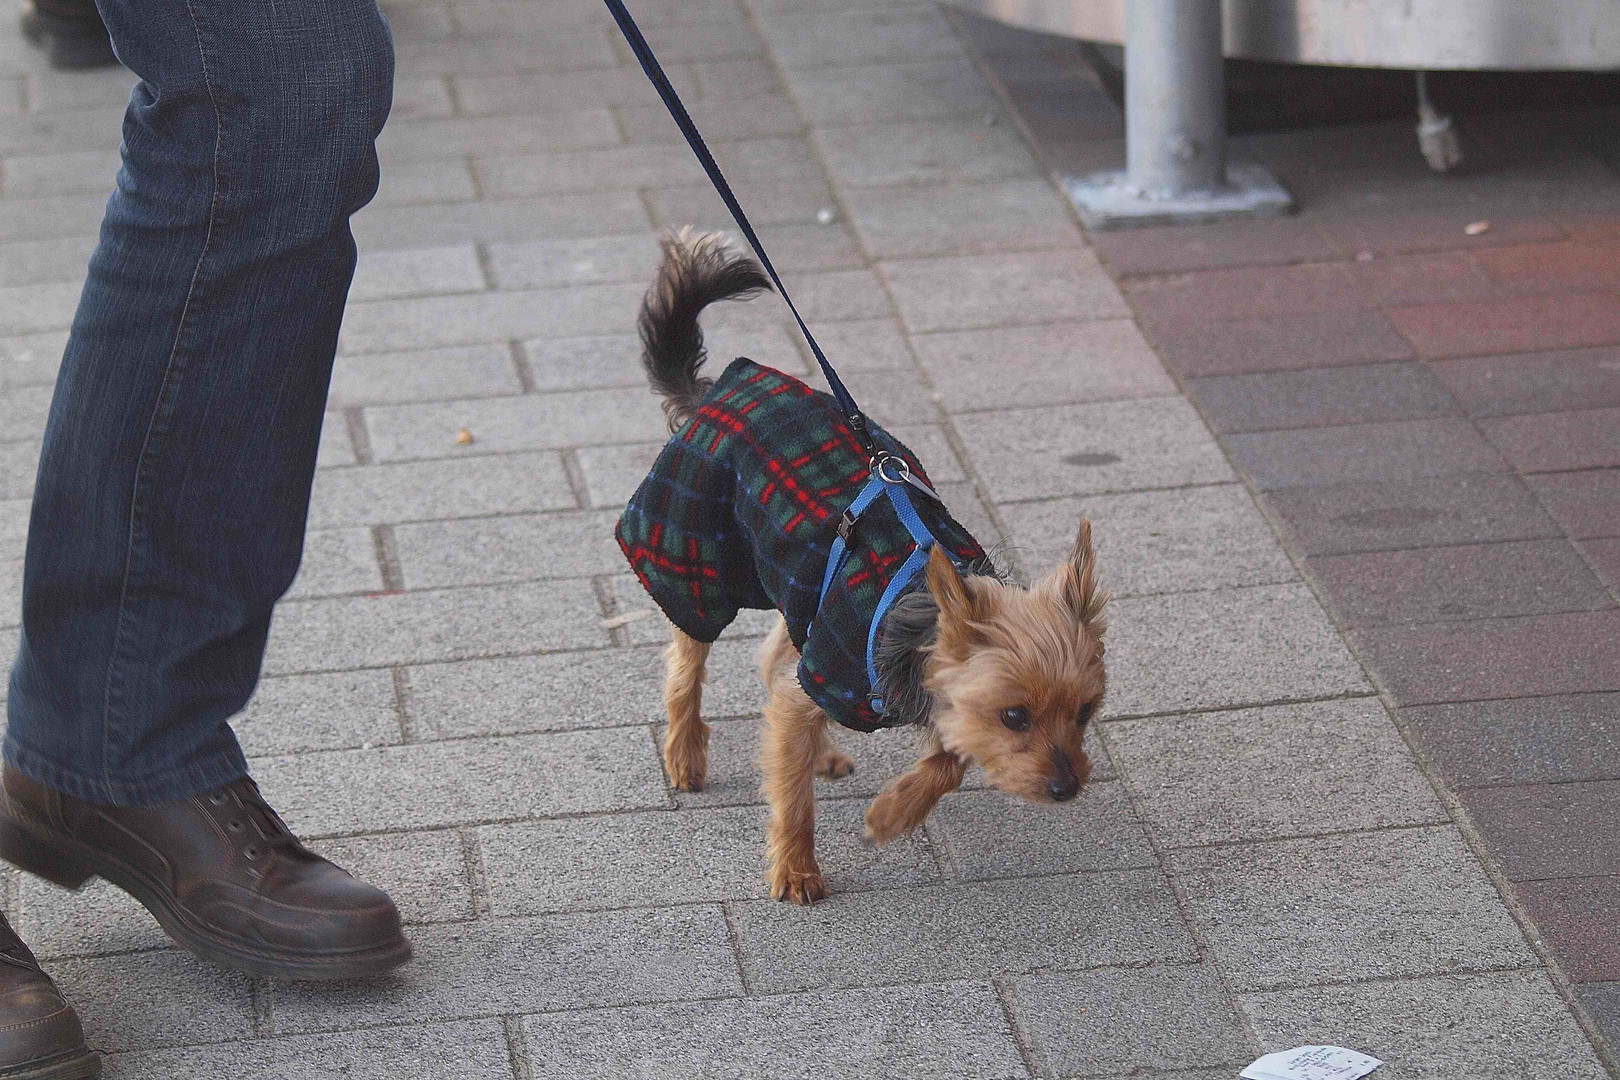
[761,683,828,905]
[865,747,967,844]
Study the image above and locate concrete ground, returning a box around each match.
[0,0,1614,1076]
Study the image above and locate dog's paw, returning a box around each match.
[816,749,855,781]
[863,795,912,846]
[767,863,827,906]
[666,759,706,792]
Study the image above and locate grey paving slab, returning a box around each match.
[455,66,698,115]
[0,280,78,335]
[1263,471,1562,556]
[784,59,1000,127]
[103,1020,514,1080]
[262,578,606,674]
[252,726,667,836]
[316,416,356,467]
[754,7,965,70]
[351,192,650,250]
[370,157,479,207]
[1240,971,1607,1079]
[375,112,620,163]
[328,344,523,409]
[20,66,135,113]
[363,387,666,460]
[1101,584,1371,718]
[1109,699,1441,848]
[522,333,642,391]
[1187,362,1460,434]
[1010,964,1254,1077]
[234,668,401,757]
[0,330,65,389]
[1403,693,1620,788]
[816,118,1039,188]
[339,281,646,353]
[521,981,1025,1080]
[999,485,1296,595]
[1309,539,1612,626]
[846,179,1084,259]
[405,638,763,740]
[1225,418,1507,490]
[307,451,576,529]
[16,876,169,960]
[478,800,939,915]
[52,950,253,1052]
[0,107,122,155]
[1431,346,1620,418]
[883,248,1126,333]
[731,870,1196,994]
[1171,828,1531,991]
[646,177,839,232]
[0,382,48,441]
[575,441,666,507]
[913,319,1174,412]
[390,74,455,121]
[392,35,619,76]
[619,95,805,146]
[661,222,863,275]
[803,365,940,426]
[486,235,660,290]
[0,497,28,561]
[955,397,1234,502]
[1580,983,1620,1052]
[285,526,384,599]
[475,145,708,199]
[928,782,1155,880]
[1528,468,1620,539]
[267,905,740,1032]
[0,193,106,243]
[0,236,96,286]
[796,316,915,372]
[393,509,625,588]
[348,243,485,301]
[1480,406,1620,473]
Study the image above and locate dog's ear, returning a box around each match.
[1046,519,1108,635]
[926,545,988,646]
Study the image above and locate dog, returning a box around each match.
[616,230,1109,904]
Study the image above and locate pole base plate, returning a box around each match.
[1064,163,1294,230]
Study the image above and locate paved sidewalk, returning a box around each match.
[1,0,1613,1076]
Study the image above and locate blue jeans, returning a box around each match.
[6,0,394,805]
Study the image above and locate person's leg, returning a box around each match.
[9,0,392,807]
[20,0,117,70]
[0,0,412,984]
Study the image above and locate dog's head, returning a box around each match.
[924,521,1108,804]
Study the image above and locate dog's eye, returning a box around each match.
[1077,702,1094,727]
[999,707,1031,732]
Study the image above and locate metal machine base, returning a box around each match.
[1065,162,1294,230]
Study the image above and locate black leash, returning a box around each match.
[602,0,877,459]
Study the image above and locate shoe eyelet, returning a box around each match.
[228,820,244,832]
[243,845,261,861]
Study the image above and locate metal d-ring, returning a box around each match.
[872,453,911,485]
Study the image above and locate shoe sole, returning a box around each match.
[0,812,411,982]
[0,1047,99,1080]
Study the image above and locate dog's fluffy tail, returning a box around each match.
[640,228,772,431]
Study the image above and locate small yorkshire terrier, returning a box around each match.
[616,231,1108,905]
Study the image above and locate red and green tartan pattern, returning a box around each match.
[616,358,984,732]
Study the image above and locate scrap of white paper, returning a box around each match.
[1240,1045,1384,1080]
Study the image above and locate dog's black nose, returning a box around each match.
[1048,749,1080,802]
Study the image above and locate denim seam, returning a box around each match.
[98,1,228,794]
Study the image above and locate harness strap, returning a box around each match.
[602,0,876,458]
[815,469,953,716]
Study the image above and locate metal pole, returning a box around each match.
[1065,0,1292,229]
[1125,0,1226,197]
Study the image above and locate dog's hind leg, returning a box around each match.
[761,681,828,904]
[816,729,855,780]
[663,627,712,791]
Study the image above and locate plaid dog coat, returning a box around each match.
[616,357,986,733]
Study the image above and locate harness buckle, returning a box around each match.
[837,509,858,543]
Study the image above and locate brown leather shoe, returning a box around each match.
[0,767,410,981]
[0,914,97,1079]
